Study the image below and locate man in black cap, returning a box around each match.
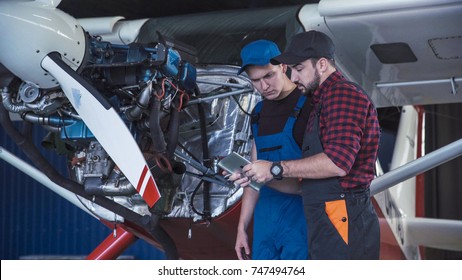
[240,30,381,259]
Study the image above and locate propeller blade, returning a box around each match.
[41,52,160,207]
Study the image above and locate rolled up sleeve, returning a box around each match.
[321,85,369,173]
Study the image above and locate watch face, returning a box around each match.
[271,165,281,175]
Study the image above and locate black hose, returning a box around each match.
[166,103,180,159]
[141,214,179,260]
[149,94,167,154]
[189,180,206,216]
[21,120,33,140]
[194,85,211,220]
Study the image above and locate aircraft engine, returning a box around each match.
[2,30,197,211]
[0,1,260,226]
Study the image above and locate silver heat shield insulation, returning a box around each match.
[168,65,261,221]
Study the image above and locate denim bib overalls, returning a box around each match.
[251,95,309,260]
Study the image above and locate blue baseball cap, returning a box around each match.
[237,40,281,75]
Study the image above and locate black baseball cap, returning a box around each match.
[271,30,335,65]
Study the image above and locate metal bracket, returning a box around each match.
[450,76,459,95]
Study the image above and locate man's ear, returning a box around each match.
[316,58,329,72]
[281,64,291,79]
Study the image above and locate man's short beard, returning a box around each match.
[306,70,320,93]
[296,70,320,94]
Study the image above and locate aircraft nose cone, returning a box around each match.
[0,1,86,89]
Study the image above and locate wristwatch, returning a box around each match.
[270,162,283,180]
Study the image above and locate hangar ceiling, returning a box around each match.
[58,0,318,19]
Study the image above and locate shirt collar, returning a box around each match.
[312,70,343,104]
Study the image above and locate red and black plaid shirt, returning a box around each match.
[308,71,380,189]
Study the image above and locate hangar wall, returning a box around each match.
[424,103,462,260]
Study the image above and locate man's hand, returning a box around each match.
[224,170,251,188]
[242,160,273,184]
[235,229,251,260]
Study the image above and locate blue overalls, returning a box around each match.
[301,83,380,259]
[251,95,309,260]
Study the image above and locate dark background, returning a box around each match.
[58,0,318,19]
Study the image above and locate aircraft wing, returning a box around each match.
[304,0,462,107]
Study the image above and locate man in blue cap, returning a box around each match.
[230,40,311,260]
